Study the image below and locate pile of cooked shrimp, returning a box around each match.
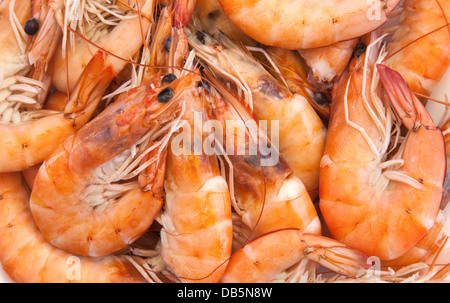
[0,0,449,283]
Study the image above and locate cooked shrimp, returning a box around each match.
[157,83,233,283]
[220,229,369,283]
[187,28,327,199]
[206,75,321,243]
[319,34,445,261]
[0,172,146,283]
[51,0,155,93]
[133,22,233,282]
[187,31,326,198]
[29,71,192,257]
[0,0,30,80]
[0,0,51,123]
[383,0,450,95]
[0,51,115,172]
[298,39,360,91]
[217,0,400,49]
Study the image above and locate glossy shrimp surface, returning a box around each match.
[217,0,400,49]
[0,172,146,283]
[319,35,445,261]
[206,77,321,241]
[29,72,192,257]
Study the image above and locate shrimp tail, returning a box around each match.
[174,0,196,28]
[138,148,168,195]
[301,233,370,278]
[377,64,436,131]
[64,51,116,128]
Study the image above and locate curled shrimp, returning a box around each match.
[0,172,146,283]
[0,49,116,172]
[51,0,155,93]
[217,0,400,49]
[319,34,446,261]
[205,74,321,244]
[383,0,450,96]
[187,28,327,199]
[220,229,369,283]
[29,70,192,257]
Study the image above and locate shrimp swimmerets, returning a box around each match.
[157,78,233,283]
[298,39,360,91]
[187,28,327,199]
[0,172,146,283]
[319,34,445,261]
[217,0,400,49]
[127,14,233,283]
[29,70,191,257]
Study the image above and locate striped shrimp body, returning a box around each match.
[262,46,332,120]
[383,0,450,95]
[319,34,446,261]
[187,28,327,199]
[29,72,193,257]
[157,82,233,283]
[0,172,146,283]
[220,229,369,283]
[206,75,321,243]
[51,0,155,93]
[217,0,400,49]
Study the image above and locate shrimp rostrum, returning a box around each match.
[29,71,192,257]
[319,34,446,261]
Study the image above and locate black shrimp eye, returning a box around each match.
[161,73,177,85]
[157,87,174,103]
[24,18,39,36]
[196,30,206,44]
[354,43,367,58]
[313,92,328,106]
[164,36,172,52]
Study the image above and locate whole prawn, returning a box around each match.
[29,69,191,257]
[0,172,146,283]
[187,28,327,199]
[205,73,321,244]
[50,0,155,93]
[130,7,233,283]
[319,34,446,261]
